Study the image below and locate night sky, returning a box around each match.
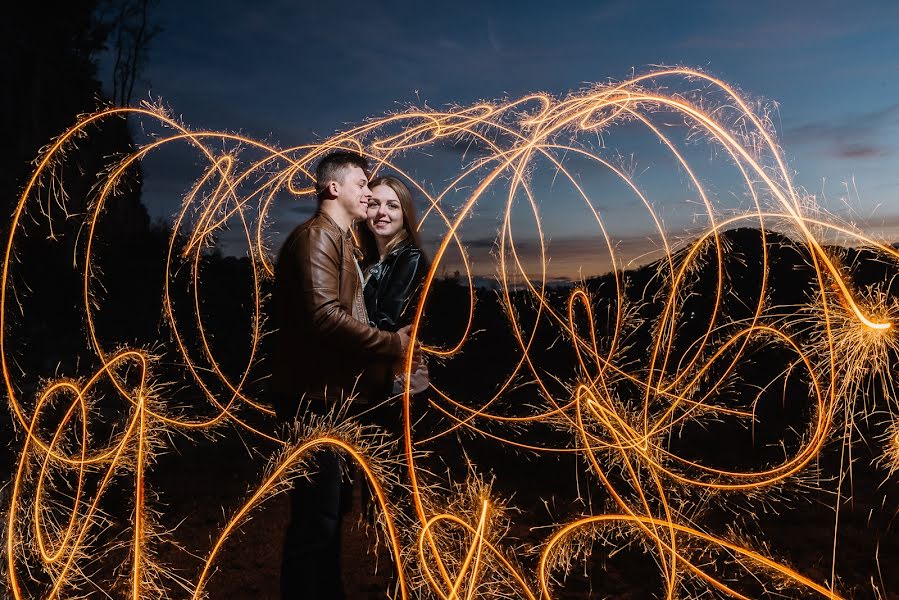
[127,0,899,279]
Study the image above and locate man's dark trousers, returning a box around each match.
[280,447,346,599]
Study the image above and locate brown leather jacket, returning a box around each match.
[270,211,401,420]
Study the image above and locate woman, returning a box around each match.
[359,175,428,332]
[357,175,429,396]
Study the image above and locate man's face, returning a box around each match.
[333,165,372,221]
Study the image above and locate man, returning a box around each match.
[271,150,411,599]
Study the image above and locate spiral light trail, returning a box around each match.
[3,68,898,598]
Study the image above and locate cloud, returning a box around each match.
[833,143,893,160]
[784,102,899,160]
[453,230,672,279]
[854,212,899,244]
[454,211,899,280]
[678,3,899,51]
[679,20,847,50]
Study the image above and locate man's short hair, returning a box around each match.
[314,151,370,199]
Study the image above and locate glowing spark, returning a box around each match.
[4,68,898,598]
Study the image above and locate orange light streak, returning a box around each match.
[4,68,898,598]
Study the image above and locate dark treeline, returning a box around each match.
[2,2,156,237]
[1,1,161,478]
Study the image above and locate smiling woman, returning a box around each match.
[368,183,405,241]
[358,175,429,333]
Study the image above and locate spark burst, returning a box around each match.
[3,68,899,599]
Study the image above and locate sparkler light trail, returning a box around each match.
[3,68,899,598]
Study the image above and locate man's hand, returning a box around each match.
[395,325,424,374]
[397,325,412,354]
[391,324,429,395]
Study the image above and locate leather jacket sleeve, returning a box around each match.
[293,225,402,358]
[368,247,427,332]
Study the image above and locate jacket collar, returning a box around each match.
[385,238,414,259]
[314,210,353,240]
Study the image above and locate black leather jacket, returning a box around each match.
[363,242,428,332]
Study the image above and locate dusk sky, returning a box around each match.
[128,0,899,279]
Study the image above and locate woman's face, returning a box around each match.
[367,184,404,240]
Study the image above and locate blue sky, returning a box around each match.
[130,0,899,278]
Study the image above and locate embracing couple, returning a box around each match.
[270,151,428,599]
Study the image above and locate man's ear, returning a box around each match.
[327,179,340,198]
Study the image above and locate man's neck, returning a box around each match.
[319,201,352,232]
